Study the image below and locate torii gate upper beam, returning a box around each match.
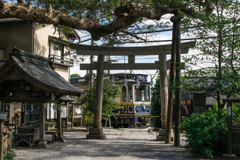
[70,42,195,55]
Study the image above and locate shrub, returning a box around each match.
[3,154,13,160]
[180,105,227,158]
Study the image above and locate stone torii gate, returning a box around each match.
[70,42,194,139]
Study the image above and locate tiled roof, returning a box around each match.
[0,61,7,69]
[1,47,84,95]
[60,96,74,101]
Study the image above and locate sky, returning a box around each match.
[69,15,214,84]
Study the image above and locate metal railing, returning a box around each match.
[49,54,73,66]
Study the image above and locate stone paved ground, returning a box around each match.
[12,128,237,160]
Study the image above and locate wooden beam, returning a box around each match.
[2,98,60,103]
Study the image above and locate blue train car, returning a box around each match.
[110,73,151,127]
[70,73,151,127]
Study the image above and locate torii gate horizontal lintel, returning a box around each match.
[70,42,195,55]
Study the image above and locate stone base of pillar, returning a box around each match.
[156,129,174,141]
[86,128,106,139]
[222,154,236,158]
[56,136,65,142]
[161,120,167,129]
[38,141,48,148]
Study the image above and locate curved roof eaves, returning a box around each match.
[12,56,83,95]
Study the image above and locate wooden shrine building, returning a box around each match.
[0,46,83,148]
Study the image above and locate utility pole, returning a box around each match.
[165,14,177,144]
[107,55,111,74]
[89,40,94,89]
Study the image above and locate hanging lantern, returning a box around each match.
[31,104,33,112]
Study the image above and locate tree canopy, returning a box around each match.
[182,0,240,107]
[0,0,213,41]
[70,73,80,77]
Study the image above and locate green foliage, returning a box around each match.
[69,111,72,120]
[82,110,94,127]
[84,73,96,77]
[71,74,81,77]
[25,120,34,126]
[45,120,55,127]
[232,103,240,125]
[80,79,122,126]
[74,118,82,127]
[219,103,240,126]
[151,77,161,128]
[3,154,13,160]
[180,105,228,158]
[182,0,240,107]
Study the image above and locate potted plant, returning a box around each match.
[45,121,55,131]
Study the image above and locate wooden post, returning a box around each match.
[174,14,182,146]
[0,120,4,160]
[227,102,232,155]
[0,100,3,112]
[71,104,74,128]
[21,103,26,125]
[80,116,82,127]
[7,128,12,151]
[165,15,177,144]
[104,117,108,128]
[56,103,64,142]
[108,116,111,128]
[38,103,47,148]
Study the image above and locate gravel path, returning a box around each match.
[11,128,222,160]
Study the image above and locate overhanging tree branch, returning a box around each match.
[0,1,213,41]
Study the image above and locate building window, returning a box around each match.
[122,86,127,102]
[49,41,64,63]
[78,79,85,82]
[135,85,150,102]
[128,84,133,102]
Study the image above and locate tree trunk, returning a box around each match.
[165,15,177,144]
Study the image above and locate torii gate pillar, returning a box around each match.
[159,54,168,129]
[87,55,106,139]
[157,54,174,141]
